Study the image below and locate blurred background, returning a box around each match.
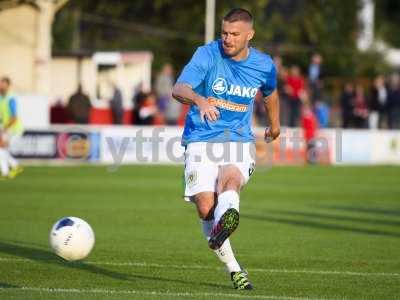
[0,0,399,165]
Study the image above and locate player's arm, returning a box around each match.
[263,89,280,142]
[172,83,204,105]
[173,46,219,122]
[172,83,219,122]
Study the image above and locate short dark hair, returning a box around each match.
[223,8,253,25]
[0,76,11,86]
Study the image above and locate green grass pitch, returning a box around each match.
[0,165,399,299]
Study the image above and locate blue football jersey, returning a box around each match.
[176,39,277,145]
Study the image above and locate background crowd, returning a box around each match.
[49,53,400,130]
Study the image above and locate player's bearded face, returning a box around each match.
[221,21,254,58]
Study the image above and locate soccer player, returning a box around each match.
[172,8,280,289]
[0,77,23,179]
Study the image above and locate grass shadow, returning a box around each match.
[0,240,130,281]
[270,210,400,227]
[0,282,19,288]
[317,205,400,217]
[241,213,400,238]
[0,240,229,289]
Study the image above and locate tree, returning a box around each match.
[52,0,394,77]
[375,0,400,48]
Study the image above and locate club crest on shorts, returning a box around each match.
[248,162,255,177]
[186,170,198,188]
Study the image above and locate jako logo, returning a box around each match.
[212,77,257,98]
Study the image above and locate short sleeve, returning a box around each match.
[8,97,17,117]
[260,61,277,98]
[176,46,212,89]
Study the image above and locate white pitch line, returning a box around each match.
[0,286,328,300]
[0,257,399,278]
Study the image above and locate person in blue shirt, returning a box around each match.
[172,8,280,290]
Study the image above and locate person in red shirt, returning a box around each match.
[353,84,369,128]
[286,65,305,127]
[301,98,318,164]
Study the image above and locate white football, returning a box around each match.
[49,217,95,261]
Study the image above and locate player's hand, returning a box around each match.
[264,126,280,143]
[196,97,220,122]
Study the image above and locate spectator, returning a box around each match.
[155,63,174,113]
[164,96,182,125]
[131,83,147,125]
[286,65,305,127]
[314,100,330,128]
[340,83,355,128]
[274,55,289,126]
[67,84,91,124]
[110,85,123,124]
[369,75,388,129]
[133,92,158,125]
[308,53,323,103]
[301,99,318,164]
[156,64,182,125]
[353,84,369,128]
[50,98,69,124]
[253,90,266,126]
[388,73,400,129]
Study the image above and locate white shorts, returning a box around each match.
[183,142,256,201]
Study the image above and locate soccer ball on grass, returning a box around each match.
[49,217,95,261]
